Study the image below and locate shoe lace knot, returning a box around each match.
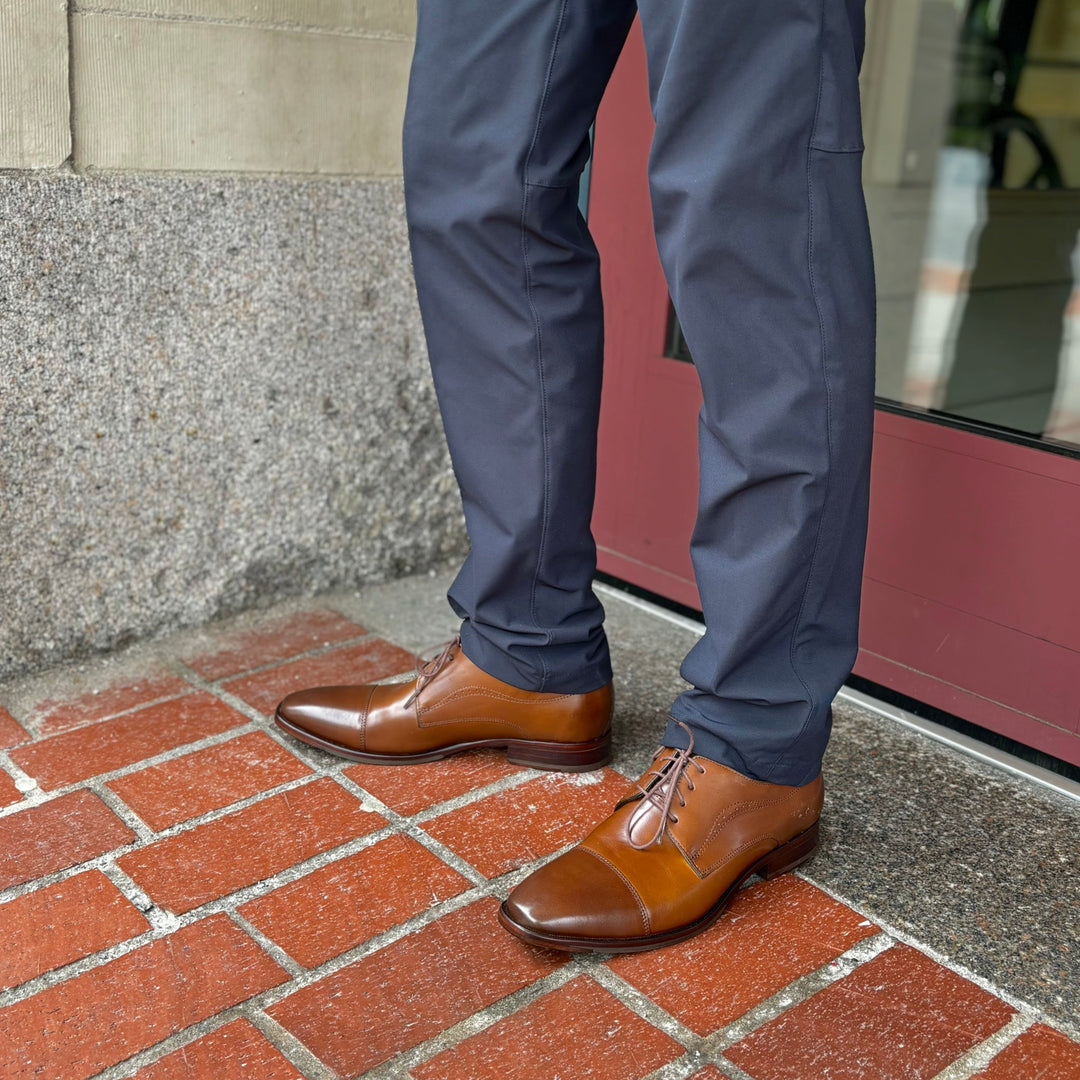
[402,634,461,708]
[627,720,706,850]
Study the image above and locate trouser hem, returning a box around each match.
[458,619,613,696]
[663,709,828,788]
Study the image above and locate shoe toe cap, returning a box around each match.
[275,685,373,747]
[503,847,648,942]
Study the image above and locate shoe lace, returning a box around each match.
[402,634,461,708]
[627,719,706,850]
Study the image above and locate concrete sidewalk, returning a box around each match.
[1,566,1078,1080]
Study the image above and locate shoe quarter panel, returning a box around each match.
[417,683,538,737]
[669,764,823,877]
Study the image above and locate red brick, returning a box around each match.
[11,692,247,791]
[0,772,21,809]
[608,876,879,1034]
[0,790,136,890]
[108,731,312,831]
[345,751,528,816]
[241,833,470,967]
[413,975,684,1080]
[689,1069,732,1080]
[0,706,28,749]
[0,914,286,1080]
[27,669,191,738]
[133,1019,303,1080]
[117,777,384,914]
[224,638,415,715]
[181,610,367,681]
[421,769,632,878]
[0,870,149,989]
[725,943,1015,1080]
[267,897,562,1077]
[970,1024,1080,1080]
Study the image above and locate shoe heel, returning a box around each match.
[756,820,820,880]
[506,731,612,772]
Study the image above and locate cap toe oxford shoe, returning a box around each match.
[499,724,823,952]
[275,634,613,771]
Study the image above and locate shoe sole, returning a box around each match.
[497,820,820,953]
[273,710,613,772]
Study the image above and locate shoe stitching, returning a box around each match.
[415,715,533,736]
[694,789,801,857]
[359,683,375,753]
[667,832,708,881]
[697,834,784,879]
[579,846,651,935]
[420,685,578,710]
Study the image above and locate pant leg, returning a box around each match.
[402,0,638,694]
[634,0,876,785]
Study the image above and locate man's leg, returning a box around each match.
[273,0,636,771]
[402,0,639,695]
[639,0,876,788]
[501,0,875,951]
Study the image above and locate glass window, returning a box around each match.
[870,0,1080,452]
[665,0,1080,454]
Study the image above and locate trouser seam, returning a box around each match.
[766,0,832,784]
[520,0,571,691]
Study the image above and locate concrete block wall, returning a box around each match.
[69,1,414,174]
[1,0,70,168]
[0,2,468,679]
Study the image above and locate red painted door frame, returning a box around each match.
[589,19,1080,767]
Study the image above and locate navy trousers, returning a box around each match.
[402,0,875,787]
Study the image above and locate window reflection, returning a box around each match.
[665,0,1080,453]
[891,0,1080,450]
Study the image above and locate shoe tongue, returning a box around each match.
[643,749,681,786]
[613,751,677,812]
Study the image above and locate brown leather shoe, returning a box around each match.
[498,722,823,952]
[274,635,613,771]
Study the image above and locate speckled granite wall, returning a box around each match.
[0,172,467,679]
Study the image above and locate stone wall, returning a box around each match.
[0,1,467,679]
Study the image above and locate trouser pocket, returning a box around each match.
[811,0,867,154]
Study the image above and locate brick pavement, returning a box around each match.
[1,606,1077,1080]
